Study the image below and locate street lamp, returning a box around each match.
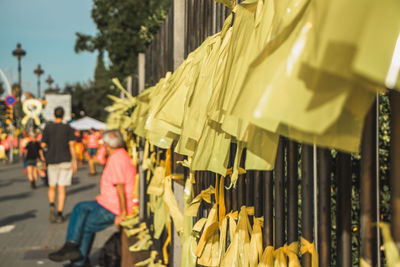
[34,64,44,99]
[12,43,26,99]
[46,75,54,91]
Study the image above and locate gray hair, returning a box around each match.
[103,130,124,149]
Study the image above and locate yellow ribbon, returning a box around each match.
[147,164,166,196]
[142,140,150,170]
[145,147,184,264]
[250,217,264,266]
[226,142,246,189]
[162,208,172,264]
[195,204,220,266]
[360,258,372,267]
[177,157,195,183]
[300,237,318,267]
[135,250,164,267]
[163,175,184,236]
[274,242,300,267]
[379,222,400,267]
[258,246,275,267]
[185,186,215,216]
[219,175,226,225]
[214,0,235,10]
[195,204,219,257]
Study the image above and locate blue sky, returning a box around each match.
[0,0,97,97]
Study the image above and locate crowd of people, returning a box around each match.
[0,123,106,188]
[1,106,137,267]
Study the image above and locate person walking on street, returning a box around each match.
[85,128,100,175]
[48,130,137,267]
[41,107,77,223]
[24,132,45,189]
[20,130,31,174]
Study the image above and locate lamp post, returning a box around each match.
[45,75,54,92]
[12,43,26,99]
[34,64,44,99]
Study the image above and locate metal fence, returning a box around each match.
[136,0,400,266]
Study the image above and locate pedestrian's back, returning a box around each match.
[42,122,75,164]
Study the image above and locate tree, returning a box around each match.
[62,53,117,121]
[75,0,171,79]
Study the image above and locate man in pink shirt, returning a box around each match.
[48,130,136,267]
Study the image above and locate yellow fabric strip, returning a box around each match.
[379,222,400,267]
[300,237,318,267]
[360,258,372,267]
[193,218,208,233]
[163,175,184,236]
[250,217,264,266]
[196,204,220,266]
[258,246,274,267]
[185,186,215,216]
[162,213,172,265]
[195,221,219,257]
[219,175,226,225]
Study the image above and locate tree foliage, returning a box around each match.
[75,0,171,79]
[63,52,116,121]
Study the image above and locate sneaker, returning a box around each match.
[48,242,83,262]
[55,214,65,224]
[67,258,91,267]
[49,206,56,223]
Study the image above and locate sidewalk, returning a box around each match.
[0,162,115,267]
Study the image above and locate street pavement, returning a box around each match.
[0,161,115,267]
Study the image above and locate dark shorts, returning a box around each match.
[88,148,98,156]
[26,159,37,166]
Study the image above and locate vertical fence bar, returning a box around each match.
[275,138,286,248]
[317,148,331,267]
[360,101,378,266]
[246,171,254,209]
[254,171,263,218]
[391,90,400,248]
[237,174,245,209]
[336,152,352,267]
[375,95,381,267]
[225,173,232,212]
[287,141,299,244]
[238,149,246,209]
[263,170,274,247]
[301,144,314,267]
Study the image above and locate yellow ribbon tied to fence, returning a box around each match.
[135,250,164,267]
[274,242,300,267]
[220,206,254,267]
[185,185,215,217]
[218,211,238,265]
[300,237,318,267]
[250,217,264,266]
[180,178,197,267]
[379,222,400,267]
[195,204,220,266]
[214,0,235,10]
[162,174,185,238]
[258,246,275,267]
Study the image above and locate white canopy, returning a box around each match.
[69,116,106,130]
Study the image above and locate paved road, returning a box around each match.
[0,162,115,267]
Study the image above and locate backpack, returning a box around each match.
[98,232,121,267]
